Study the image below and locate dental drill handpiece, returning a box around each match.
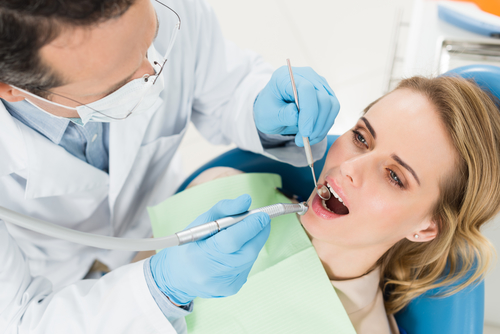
[286,59,330,201]
[175,202,309,246]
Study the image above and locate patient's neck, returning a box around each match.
[309,236,391,281]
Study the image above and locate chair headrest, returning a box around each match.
[443,65,500,101]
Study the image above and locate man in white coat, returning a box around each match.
[0,0,339,332]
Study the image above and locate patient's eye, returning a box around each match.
[352,129,368,148]
[387,169,404,189]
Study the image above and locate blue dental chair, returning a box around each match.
[177,65,500,334]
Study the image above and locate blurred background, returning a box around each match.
[180,0,414,175]
[177,0,500,332]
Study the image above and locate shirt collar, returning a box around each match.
[2,99,70,145]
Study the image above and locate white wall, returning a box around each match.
[180,0,415,175]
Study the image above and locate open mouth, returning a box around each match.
[321,182,349,215]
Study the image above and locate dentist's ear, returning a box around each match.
[407,219,438,243]
[0,83,25,102]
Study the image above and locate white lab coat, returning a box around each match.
[0,0,326,333]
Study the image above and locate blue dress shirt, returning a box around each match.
[3,99,109,172]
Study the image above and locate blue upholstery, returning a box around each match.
[178,64,500,333]
[177,135,338,198]
[445,65,500,103]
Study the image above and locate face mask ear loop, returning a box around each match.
[10,86,78,111]
[43,89,136,121]
[25,86,142,121]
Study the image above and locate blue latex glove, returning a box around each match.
[254,66,340,146]
[150,194,271,305]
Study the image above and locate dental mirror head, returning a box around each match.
[316,184,331,200]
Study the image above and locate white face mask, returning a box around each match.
[13,44,165,126]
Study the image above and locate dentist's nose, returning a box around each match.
[131,56,156,81]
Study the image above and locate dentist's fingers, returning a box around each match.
[204,212,271,254]
[294,67,335,96]
[310,92,340,145]
[186,194,252,229]
[317,103,341,142]
[214,220,272,269]
[308,90,332,139]
[277,103,300,128]
[254,65,338,143]
[294,79,319,138]
[235,220,271,263]
[261,102,299,135]
[295,89,340,146]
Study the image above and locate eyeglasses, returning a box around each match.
[151,0,181,85]
[23,0,181,121]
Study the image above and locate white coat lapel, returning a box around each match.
[19,121,109,199]
[108,100,161,209]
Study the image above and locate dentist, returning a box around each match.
[0,0,339,333]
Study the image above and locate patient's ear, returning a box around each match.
[0,83,25,102]
[406,218,438,243]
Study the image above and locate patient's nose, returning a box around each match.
[340,155,366,187]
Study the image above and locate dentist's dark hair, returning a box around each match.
[0,0,135,97]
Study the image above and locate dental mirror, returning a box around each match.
[316,184,331,201]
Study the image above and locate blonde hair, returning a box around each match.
[373,76,500,314]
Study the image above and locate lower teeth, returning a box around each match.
[322,199,333,213]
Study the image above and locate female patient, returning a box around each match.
[183,75,500,333]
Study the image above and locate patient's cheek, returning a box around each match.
[186,167,244,188]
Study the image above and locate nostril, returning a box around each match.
[347,175,354,183]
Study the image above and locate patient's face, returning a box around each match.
[300,88,457,251]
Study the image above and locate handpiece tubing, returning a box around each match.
[0,205,179,251]
[0,203,307,250]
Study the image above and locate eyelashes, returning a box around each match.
[351,129,405,189]
[352,129,367,147]
[387,169,404,189]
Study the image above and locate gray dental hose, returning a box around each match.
[0,202,308,251]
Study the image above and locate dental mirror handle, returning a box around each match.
[286,59,314,165]
[286,59,331,201]
[286,59,318,187]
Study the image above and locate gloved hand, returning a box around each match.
[254,66,340,146]
[150,194,271,305]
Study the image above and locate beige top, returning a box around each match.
[331,267,400,334]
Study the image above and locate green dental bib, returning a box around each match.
[148,173,356,334]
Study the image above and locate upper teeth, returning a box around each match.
[326,183,345,205]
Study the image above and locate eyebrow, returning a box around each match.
[391,154,421,186]
[361,117,376,139]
